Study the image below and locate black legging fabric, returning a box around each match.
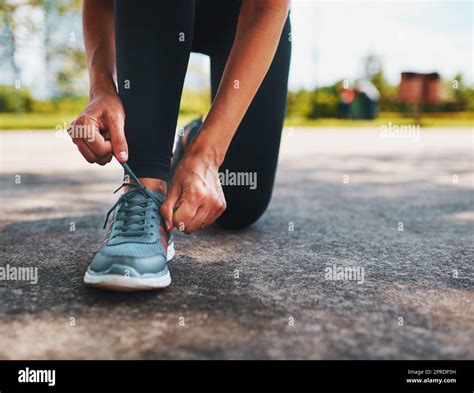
[115,0,291,228]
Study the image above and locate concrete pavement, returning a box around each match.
[0,127,473,359]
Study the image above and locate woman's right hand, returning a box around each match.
[68,92,128,165]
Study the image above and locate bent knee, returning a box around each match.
[216,196,271,230]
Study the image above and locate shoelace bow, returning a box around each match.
[103,163,163,238]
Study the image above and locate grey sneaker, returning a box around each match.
[84,164,174,291]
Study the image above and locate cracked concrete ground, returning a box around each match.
[0,127,473,359]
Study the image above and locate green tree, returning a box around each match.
[452,73,474,111]
[0,0,83,99]
[309,86,338,118]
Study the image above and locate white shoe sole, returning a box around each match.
[84,242,175,292]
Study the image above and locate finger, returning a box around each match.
[186,205,211,233]
[68,116,94,142]
[104,112,128,162]
[160,183,182,231]
[173,198,199,233]
[205,190,227,226]
[76,137,112,166]
[96,153,113,166]
[204,203,226,227]
[83,123,113,158]
[75,139,99,164]
[68,117,109,158]
[67,118,82,140]
[172,187,204,232]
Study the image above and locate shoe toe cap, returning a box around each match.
[88,251,167,277]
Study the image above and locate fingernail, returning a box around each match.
[119,151,127,160]
[165,221,170,231]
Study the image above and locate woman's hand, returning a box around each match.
[161,151,226,234]
[68,92,128,165]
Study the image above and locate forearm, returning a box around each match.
[189,0,290,166]
[83,0,117,98]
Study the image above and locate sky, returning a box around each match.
[3,0,473,97]
[286,0,473,89]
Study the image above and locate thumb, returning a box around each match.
[160,183,181,231]
[105,112,128,163]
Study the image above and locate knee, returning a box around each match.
[215,193,271,230]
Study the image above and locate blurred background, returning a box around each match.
[0,0,472,129]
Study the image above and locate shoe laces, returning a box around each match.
[103,163,163,238]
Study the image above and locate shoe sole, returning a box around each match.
[83,242,175,292]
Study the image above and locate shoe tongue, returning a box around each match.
[122,167,165,204]
[123,187,165,206]
[152,190,166,204]
[128,190,148,203]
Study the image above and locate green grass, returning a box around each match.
[0,113,78,130]
[0,113,199,131]
[0,112,472,130]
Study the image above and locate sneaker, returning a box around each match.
[84,164,174,291]
[170,117,203,176]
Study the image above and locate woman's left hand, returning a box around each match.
[161,152,226,234]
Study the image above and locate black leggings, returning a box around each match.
[115,0,291,228]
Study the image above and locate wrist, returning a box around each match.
[187,138,224,169]
[89,72,117,99]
